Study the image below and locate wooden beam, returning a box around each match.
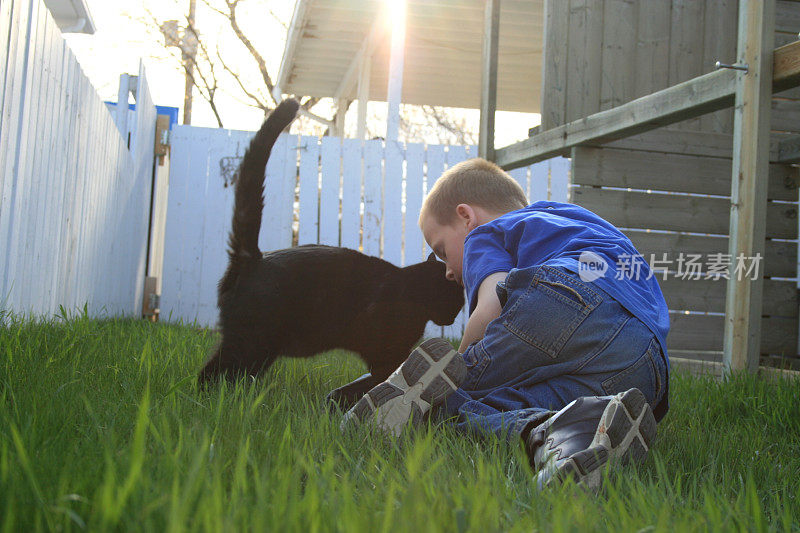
[333,98,348,137]
[356,51,371,140]
[385,0,406,142]
[723,0,775,375]
[776,134,800,163]
[478,0,500,161]
[671,358,800,381]
[497,40,800,170]
[334,11,386,99]
[496,68,739,169]
[773,39,800,93]
[275,0,311,95]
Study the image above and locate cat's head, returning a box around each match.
[409,253,465,326]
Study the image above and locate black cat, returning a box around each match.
[198,99,465,404]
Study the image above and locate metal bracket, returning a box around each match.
[715,61,749,72]
[154,115,171,159]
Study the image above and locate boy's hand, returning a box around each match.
[459,272,507,352]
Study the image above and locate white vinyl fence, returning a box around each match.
[0,0,157,317]
[162,127,571,338]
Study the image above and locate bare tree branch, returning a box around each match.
[268,8,288,30]
[198,0,227,17]
[184,22,224,127]
[216,44,269,111]
[422,105,478,145]
[142,0,476,143]
[224,0,277,106]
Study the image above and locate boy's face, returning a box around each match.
[421,212,472,285]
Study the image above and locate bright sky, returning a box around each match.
[64,0,539,146]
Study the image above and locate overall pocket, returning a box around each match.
[502,266,601,359]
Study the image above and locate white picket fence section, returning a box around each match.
[0,0,157,317]
[162,127,571,339]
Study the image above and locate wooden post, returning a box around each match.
[479,0,500,161]
[723,0,775,374]
[356,51,371,140]
[385,0,406,142]
[182,0,196,125]
[334,98,348,137]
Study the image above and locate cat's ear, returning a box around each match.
[427,252,437,262]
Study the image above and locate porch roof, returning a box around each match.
[275,0,543,113]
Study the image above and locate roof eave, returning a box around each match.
[43,0,97,34]
[274,0,312,100]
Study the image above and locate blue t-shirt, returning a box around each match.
[462,201,670,354]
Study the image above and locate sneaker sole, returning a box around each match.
[341,338,466,436]
[538,388,657,490]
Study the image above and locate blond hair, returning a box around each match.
[420,158,527,225]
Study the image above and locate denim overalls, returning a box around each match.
[441,264,669,440]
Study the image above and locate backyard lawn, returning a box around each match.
[1,312,798,532]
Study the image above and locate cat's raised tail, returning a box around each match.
[227,98,299,270]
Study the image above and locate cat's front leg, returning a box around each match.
[325,373,381,410]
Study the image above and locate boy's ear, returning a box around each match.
[427,252,437,262]
[456,203,477,229]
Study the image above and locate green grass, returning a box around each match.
[1,311,798,532]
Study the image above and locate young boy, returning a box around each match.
[342,158,669,489]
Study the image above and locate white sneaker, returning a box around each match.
[341,338,466,437]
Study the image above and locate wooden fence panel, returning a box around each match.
[319,136,341,246]
[572,188,797,239]
[541,0,797,138]
[29,12,56,310]
[261,134,290,252]
[571,137,799,362]
[634,0,671,100]
[441,146,470,340]
[405,143,425,265]
[59,61,89,309]
[550,157,571,202]
[362,139,383,258]
[700,0,737,132]
[541,0,569,131]
[668,0,705,131]
[341,140,362,251]
[565,0,603,121]
[128,63,157,314]
[573,146,800,201]
[0,0,12,110]
[509,166,528,199]
[161,129,571,338]
[197,132,248,324]
[0,0,157,318]
[531,158,548,201]
[384,140,404,266]
[600,0,635,112]
[162,127,211,323]
[424,144,446,258]
[5,0,41,309]
[658,277,797,317]
[625,230,797,278]
[298,135,320,246]
[668,313,797,355]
